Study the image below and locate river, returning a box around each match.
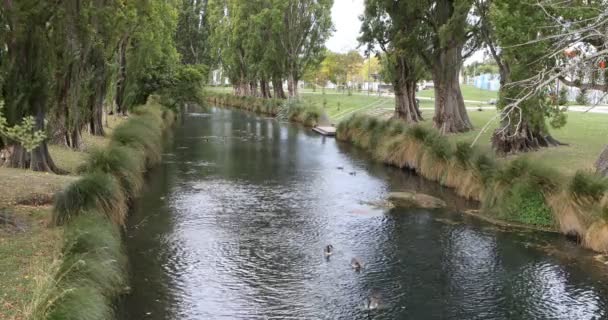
[119,106,608,319]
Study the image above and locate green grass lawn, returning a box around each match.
[417,84,499,102]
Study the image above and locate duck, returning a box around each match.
[365,289,381,310]
[349,171,357,176]
[336,166,344,170]
[351,257,364,272]
[324,244,334,256]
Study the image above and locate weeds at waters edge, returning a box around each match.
[206,92,325,127]
[31,100,173,320]
[337,114,608,250]
[207,92,283,116]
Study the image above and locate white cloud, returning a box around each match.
[326,0,365,53]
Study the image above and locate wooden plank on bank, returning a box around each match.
[313,126,336,136]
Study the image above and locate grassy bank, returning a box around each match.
[205,92,325,127]
[337,114,608,252]
[0,117,127,320]
[0,98,175,320]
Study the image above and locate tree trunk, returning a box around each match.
[4,104,63,173]
[250,81,259,97]
[115,35,129,115]
[89,58,107,136]
[260,79,272,98]
[596,145,608,177]
[393,80,423,123]
[272,78,286,99]
[432,47,473,134]
[491,115,561,154]
[287,72,299,97]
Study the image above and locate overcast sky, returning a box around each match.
[326,0,485,64]
[326,0,365,53]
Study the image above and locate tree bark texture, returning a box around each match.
[432,47,473,134]
[596,145,608,177]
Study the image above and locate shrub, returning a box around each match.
[53,172,126,226]
[454,142,474,168]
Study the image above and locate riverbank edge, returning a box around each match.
[336,114,608,253]
[205,92,324,127]
[28,97,176,319]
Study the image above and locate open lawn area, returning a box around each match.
[0,115,125,320]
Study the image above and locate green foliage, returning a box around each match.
[570,171,608,201]
[497,181,554,226]
[424,131,453,160]
[161,64,208,110]
[576,89,589,105]
[0,103,46,152]
[454,142,474,167]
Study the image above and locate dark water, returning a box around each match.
[120,107,608,320]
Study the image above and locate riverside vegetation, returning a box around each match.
[27,99,175,320]
[336,114,608,251]
[207,92,325,127]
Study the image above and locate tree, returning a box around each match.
[176,0,209,65]
[360,0,424,123]
[410,0,478,133]
[1,0,63,172]
[274,0,333,97]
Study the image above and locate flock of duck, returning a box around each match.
[323,244,381,312]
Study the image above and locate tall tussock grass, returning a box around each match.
[33,99,174,319]
[53,172,127,226]
[337,114,608,246]
[29,214,125,320]
[78,145,145,200]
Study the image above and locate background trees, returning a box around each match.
[359,0,426,123]
[0,0,207,172]
[208,0,333,98]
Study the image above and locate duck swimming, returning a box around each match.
[351,257,364,271]
[324,244,334,256]
[365,289,381,310]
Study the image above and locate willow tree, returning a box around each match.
[411,0,478,133]
[86,0,125,136]
[121,0,181,109]
[176,0,209,65]
[1,0,62,172]
[360,0,425,123]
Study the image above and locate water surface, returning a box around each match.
[120,107,608,319]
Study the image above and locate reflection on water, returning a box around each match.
[119,107,608,319]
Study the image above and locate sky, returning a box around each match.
[326,0,365,53]
[326,0,485,64]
